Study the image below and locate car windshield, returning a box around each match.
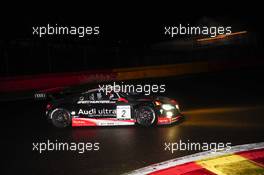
[119,92,149,100]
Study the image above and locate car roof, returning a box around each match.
[82,88,99,94]
[82,86,121,94]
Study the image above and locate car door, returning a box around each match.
[94,91,117,118]
[75,92,96,118]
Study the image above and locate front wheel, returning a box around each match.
[50,108,71,128]
[135,106,157,127]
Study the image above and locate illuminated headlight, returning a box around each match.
[71,111,76,115]
[162,104,175,110]
[175,104,180,110]
[166,111,173,118]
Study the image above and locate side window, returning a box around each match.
[79,92,96,101]
[78,91,119,102]
[109,92,119,100]
[103,92,119,100]
[96,92,103,100]
[78,96,84,101]
[88,93,95,101]
[83,92,105,101]
[97,92,110,100]
[95,91,117,100]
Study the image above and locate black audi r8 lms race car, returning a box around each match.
[45,87,183,128]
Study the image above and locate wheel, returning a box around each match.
[50,108,71,128]
[135,106,157,127]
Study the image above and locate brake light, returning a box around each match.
[46,103,53,110]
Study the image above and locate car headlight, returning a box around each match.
[162,104,175,110]
[166,111,173,118]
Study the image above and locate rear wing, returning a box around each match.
[34,87,70,100]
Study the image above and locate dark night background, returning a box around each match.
[1,6,264,175]
[1,8,263,77]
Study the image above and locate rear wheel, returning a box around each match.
[135,106,157,127]
[50,108,71,128]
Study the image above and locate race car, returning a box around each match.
[45,87,183,128]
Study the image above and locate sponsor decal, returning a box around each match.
[78,108,116,117]
[72,118,136,127]
[77,100,115,104]
[158,117,172,124]
[116,105,131,119]
[34,92,47,100]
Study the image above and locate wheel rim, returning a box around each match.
[52,109,71,127]
[137,107,155,126]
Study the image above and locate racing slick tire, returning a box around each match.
[135,106,157,127]
[50,108,71,128]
